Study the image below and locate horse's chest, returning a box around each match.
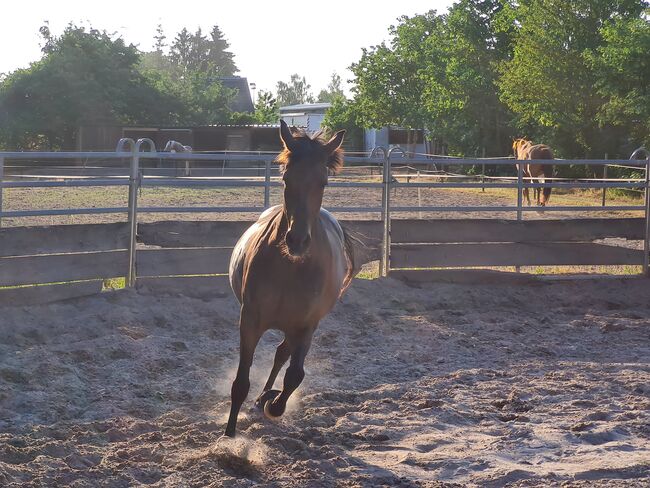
[245,256,338,322]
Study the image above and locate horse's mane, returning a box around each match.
[275,129,344,175]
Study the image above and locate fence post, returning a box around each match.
[643,158,650,278]
[264,158,271,209]
[417,170,422,219]
[380,151,391,277]
[481,147,486,192]
[517,162,523,221]
[602,164,607,207]
[126,146,139,287]
[515,162,523,273]
[0,156,4,229]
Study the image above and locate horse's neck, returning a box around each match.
[272,207,326,246]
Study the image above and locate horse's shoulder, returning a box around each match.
[319,208,344,241]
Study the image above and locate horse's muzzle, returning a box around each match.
[285,229,311,256]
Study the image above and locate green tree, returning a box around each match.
[498,0,647,158]
[168,25,237,78]
[422,0,514,156]
[322,97,364,150]
[276,74,314,106]
[587,13,650,150]
[207,25,237,77]
[317,73,345,103]
[350,2,514,156]
[253,90,279,124]
[0,24,179,150]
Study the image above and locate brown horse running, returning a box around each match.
[224,120,356,437]
[512,138,555,206]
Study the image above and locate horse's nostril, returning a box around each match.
[286,230,298,248]
[286,230,310,253]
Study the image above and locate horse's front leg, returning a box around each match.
[224,308,262,437]
[254,338,292,408]
[263,329,314,419]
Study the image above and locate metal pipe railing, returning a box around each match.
[1,143,649,282]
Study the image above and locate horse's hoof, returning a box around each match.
[263,398,284,420]
[255,389,281,411]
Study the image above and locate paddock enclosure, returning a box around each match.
[0,142,649,486]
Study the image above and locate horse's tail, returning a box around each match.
[340,226,361,296]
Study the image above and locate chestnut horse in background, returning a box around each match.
[513,138,555,206]
[224,120,356,438]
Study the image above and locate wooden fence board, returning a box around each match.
[0,222,130,257]
[137,248,232,277]
[390,269,539,285]
[391,242,643,268]
[0,281,103,306]
[136,275,231,297]
[138,221,253,248]
[391,218,644,244]
[0,250,127,286]
[138,219,383,249]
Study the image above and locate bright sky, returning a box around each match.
[1,0,455,96]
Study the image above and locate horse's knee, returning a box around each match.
[231,373,250,404]
[285,363,305,391]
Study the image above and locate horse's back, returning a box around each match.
[527,144,554,160]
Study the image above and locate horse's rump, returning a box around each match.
[527,144,554,160]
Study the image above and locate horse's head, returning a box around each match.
[276,120,345,257]
[512,138,532,158]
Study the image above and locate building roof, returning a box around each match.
[279,102,332,113]
[219,77,255,113]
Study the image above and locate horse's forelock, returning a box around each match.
[275,130,343,173]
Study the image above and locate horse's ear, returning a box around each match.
[324,130,345,154]
[280,119,297,152]
[325,130,346,174]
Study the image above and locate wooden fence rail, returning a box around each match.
[0,217,645,305]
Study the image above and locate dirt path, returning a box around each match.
[0,278,648,486]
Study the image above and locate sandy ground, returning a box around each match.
[0,277,648,487]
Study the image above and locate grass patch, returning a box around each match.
[102,277,126,291]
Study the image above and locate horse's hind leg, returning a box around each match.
[224,315,261,437]
[254,339,291,408]
[264,330,313,419]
